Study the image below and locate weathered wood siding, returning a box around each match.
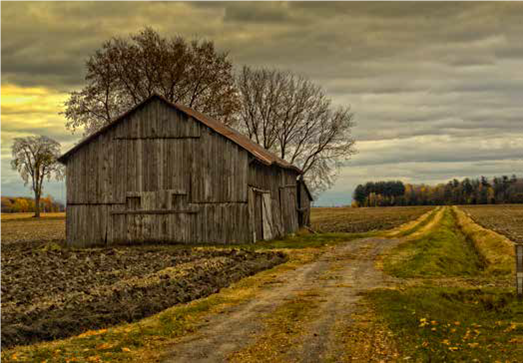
[65,99,252,246]
[64,98,304,246]
[248,161,300,239]
[297,180,312,227]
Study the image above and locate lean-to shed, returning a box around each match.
[58,94,312,247]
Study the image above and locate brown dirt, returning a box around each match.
[160,237,402,362]
[460,204,523,243]
[311,206,433,233]
[1,213,65,245]
[1,245,286,348]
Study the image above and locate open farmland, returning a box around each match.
[1,213,65,245]
[1,242,286,348]
[1,213,287,348]
[460,204,523,243]
[311,206,434,233]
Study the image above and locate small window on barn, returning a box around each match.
[126,196,141,210]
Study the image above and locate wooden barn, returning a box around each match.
[58,94,312,247]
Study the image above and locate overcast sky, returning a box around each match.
[2,2,522,206]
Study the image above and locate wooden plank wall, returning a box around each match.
[248,161,300,239]
[65,98,252,246]
[298,181,312,227]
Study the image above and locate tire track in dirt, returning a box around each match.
[160,237,403,363]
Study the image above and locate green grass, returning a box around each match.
[374,206,521,360]
[234,231,378,250]
[369,287,522,362]
[109,231,378,253]
[384,208,484,278]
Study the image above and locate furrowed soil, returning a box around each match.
[0,207,433,361]
[158,206,519,362]
[460,204,523,243]
[1,244,286,348]
[311,205,433,233]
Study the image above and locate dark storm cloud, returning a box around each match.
[2,1,523,205]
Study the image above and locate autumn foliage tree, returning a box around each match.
[11,136,64,217]
[1,196,63,213]
[236,66,356,194]
[353,175,523,207]
[64,27,239,136]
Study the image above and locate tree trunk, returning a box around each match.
[34,191,41,218]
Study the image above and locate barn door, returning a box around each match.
[248,188,274,242]
[279,186,299,234]
[261,193,274,240]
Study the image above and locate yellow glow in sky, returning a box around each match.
[1,83,68,115]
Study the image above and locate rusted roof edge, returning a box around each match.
[57,94,302,174]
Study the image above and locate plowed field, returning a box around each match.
[311,206,433,233]
[1,213,287,349]
[1,213,65,244]
[460,204,523,243]
[1,243,286,348]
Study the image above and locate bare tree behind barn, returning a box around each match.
[59,95,312,247]
[63,27,239,136]
[236,66,356,195]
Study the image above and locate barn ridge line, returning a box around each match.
[58,93,302,174]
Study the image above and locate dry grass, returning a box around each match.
[372,206,519,362]
[328,300,399,362]
[228,289,322,363]
[453,206,514,275]
[383,207,484,278]
[311,206,434,233]
[385,207,441,239]
[1,212,65,221]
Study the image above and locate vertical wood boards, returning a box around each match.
[247,188,256,242]
[190,127,249,204]
[63,97,299,246]
[261,192,275,241]
[247,160,301,241]
[297,180,312,227]
[254,192,263,241]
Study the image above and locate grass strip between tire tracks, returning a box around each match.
[384,207,440,239]
[453,206,515,275]
[370,205,522,361]
[383,207,484,278]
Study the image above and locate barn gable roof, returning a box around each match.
[57,94,301,173]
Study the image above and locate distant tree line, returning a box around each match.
[1,196,64,213]
[353,175,523,207]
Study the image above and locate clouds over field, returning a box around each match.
[2,2,522,205]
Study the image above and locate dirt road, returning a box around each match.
[160,237,402,362]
